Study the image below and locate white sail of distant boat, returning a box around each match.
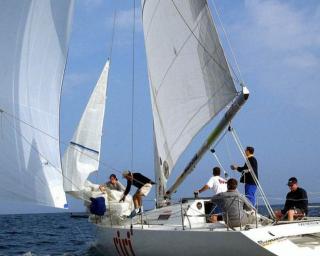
[62,60,110,193]
[0,0,74,208]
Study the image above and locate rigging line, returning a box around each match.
[211,150,228,178]
[2,115,90,202]
[130,0,136,170]
[209,0,243,85]
[156,1,232,97]
[109,10,117,61]
[2,109,60,144]
[1,109,145,189]
[0,108,147,189]
[171,0,231,79]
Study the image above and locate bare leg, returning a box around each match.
[287,210,294,221]
[133,194,139,209]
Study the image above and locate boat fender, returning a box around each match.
[89,197,106,216]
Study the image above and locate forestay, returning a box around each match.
[141,0,237,184]
[0,0,74,208]
[62,60,110,192]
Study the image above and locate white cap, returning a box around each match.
[122,170,130,177]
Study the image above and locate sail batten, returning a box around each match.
[142,0,237,198]
[62,60,110,192]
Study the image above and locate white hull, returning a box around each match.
[95,226,274,256]
[91,199,320,256]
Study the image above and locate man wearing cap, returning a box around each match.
[120,170,154,217]
[275,177,308,221]
[231,146,258,206]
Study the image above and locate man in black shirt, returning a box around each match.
[275,177,308,221]
[231,146,258,206]
[120,170,154,216]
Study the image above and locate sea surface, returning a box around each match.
[0,204,319,256]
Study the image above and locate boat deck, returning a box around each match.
[289,233,320,249]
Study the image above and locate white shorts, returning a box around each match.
[138,183,152,196]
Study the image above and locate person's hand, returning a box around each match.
[194,190,199,194]
[119,195,126,202]
[230,164,238,170]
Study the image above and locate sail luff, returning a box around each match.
[62,60,110,192]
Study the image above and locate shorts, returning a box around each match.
[212,205,222,214]
[137,183,152,196]
[292,208,305,215]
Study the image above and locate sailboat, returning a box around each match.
[1,1,320,256]
[88,1,320,255]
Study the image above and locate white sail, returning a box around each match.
[142,0,237,180]
[62,60,110,192]
[0,0,74,208]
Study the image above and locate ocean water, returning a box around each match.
[0,213,102,256]
[0,205,319,256]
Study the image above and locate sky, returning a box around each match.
[2,0,320,214]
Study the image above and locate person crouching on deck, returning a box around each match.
[120,170,154,217]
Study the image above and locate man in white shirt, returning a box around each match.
[194,167,227,195]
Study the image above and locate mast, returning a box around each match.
[166,87,249,197]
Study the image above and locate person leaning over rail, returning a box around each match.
[275,177,308,221]
[230,146,258,206]
[211,178,256,228]
[99,173,125,193]
[120,170,155,217]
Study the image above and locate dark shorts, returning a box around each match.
[212,205,222,214]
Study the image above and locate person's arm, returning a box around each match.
[195,185,209,194]
[231,163,247,173]
[301,189,308,213]
[236,163,248,172]
[120,179,131,202]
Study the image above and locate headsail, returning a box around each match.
[141,0,237,200]
[0,0,74,208]
[62,60,110,193]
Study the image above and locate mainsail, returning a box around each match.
[0,0,74,208]
[141,0,237,200]
[62,60,110,192]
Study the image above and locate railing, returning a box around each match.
[89,196,320,232]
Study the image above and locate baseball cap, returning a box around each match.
[287,177,297,186]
